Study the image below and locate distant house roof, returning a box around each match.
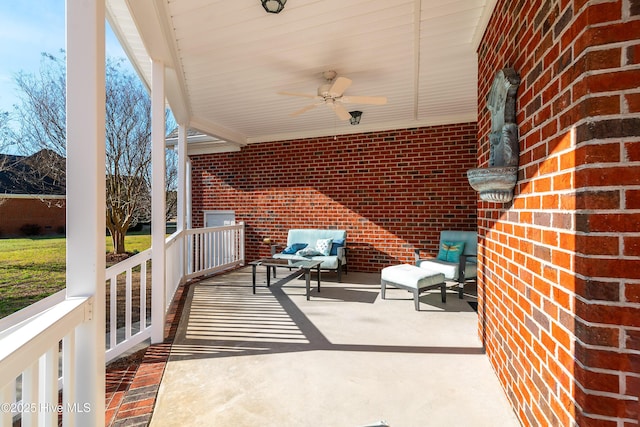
[0,150,66,196]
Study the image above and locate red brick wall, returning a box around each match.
[0,198,66,236]
[477,0,640,425]
[191,124,477,272]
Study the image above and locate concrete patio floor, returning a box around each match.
[150,266,520,427]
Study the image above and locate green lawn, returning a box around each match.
[0,235,151,319]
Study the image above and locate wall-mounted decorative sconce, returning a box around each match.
[467,68,521,203]
[261,0,287,14]
[349,111,362,125]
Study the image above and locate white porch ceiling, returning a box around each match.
[107,0,497,150]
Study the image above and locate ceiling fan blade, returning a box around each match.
[278,91,321,99]
[328,77,352,97]
[333,102,352,121]
[340,95,387,105]
[290,103,320,117]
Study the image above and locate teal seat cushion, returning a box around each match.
[271,253,340,270]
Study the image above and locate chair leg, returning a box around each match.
[458,282,464,299]
[413,289,420,311]
[440,283,447,303]
[381,281,387,299]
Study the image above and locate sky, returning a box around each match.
[0,1,129,113]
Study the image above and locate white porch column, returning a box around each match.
[176,125,187,232]
[186,158,192,229]
[65,0,105,425]
[151,59,167,343]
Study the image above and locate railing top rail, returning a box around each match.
[0,289,66,334]
[182,223,244,236]
[0,296,90,388]
[105,248,153,277]
[165,229,184,246]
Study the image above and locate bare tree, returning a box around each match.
[0,111,9,148]
[14,53,67,186]
[104,58,153,253]
[0,111,11,207]
[13,52,177,254]
[165,146,178,221]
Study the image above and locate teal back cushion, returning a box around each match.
[287,229,346,247]
[440,231,477,256]
[437,241,466,263]
[330,238,345,256]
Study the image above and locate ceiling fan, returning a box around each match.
[278,70,387,121]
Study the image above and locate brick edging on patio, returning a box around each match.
[105,279,193,426]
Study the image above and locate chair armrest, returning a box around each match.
[414,249,435,262]
[270,244,279,256]
[337,246,347,260]
[458,254,467,282]
[415,249,436,266]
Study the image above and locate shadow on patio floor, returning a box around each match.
[168,272,484,362]
[144,267,517,427]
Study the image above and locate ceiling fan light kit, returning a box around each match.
[278,70,387,121]
[261,0,287,14]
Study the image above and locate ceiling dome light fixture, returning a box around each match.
[349,111,363,125]
[261,0,287,14]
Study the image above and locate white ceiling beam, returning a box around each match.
[189,116,247,147]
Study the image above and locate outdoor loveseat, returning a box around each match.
[271,229,347,281]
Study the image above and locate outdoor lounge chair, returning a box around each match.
[414,230,478,299]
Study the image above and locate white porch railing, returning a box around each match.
[183,223,246,281]
[0,223,245,425]
[0,295,91,426]
[105,249,152,363]
[165,231,184,310]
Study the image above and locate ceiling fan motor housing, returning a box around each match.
[318,83,334,98]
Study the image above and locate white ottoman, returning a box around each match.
[381,264,446,311]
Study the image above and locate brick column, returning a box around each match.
[476,0,640,425]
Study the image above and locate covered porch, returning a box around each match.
[1,0,639,425]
